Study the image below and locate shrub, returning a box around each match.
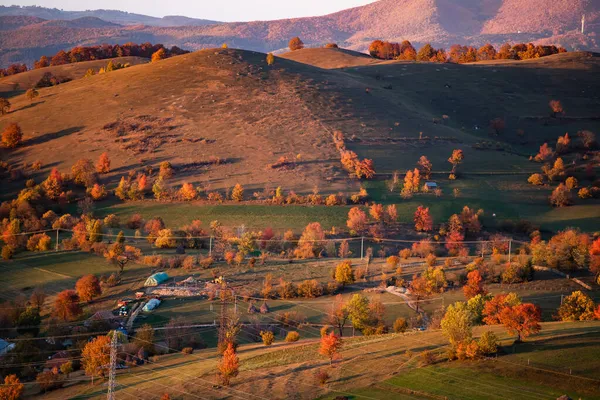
[578,187,592,199]
[297,279,323,298]
[2,123,23,148]
[181,347,194,354]
[285,331,300,342]
[419,351,436,366]
[528,173,544,185]
[231,183,244,201]
[127,213,144,229]
[104,214,120,228]
[289,37,304,51]
[1,245,14,260]
[266,53,275,65]
[315,370,330,385]
[324,43,338,48]
[260,330,275,346]
[478,331,498,355]
[27,233,52,252]
[393,317,408,333]
[399,248,411,259]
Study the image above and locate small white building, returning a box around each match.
[425,182,438,190]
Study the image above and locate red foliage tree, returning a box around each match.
[1,123,23,148]
[75,275,102,303]
[53,290,82,321]
[498,303,541,342]
[414,206,433,232]
[217,342,239,386]
[463,270,487,299]
[319,331,342,365]
[96,152,111,174]
[289,37,304,51]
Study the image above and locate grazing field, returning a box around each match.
[35,321,600,400]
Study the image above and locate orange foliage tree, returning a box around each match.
[534,143,554,162]
[289,37,304,51]
[1,123,23,148]
[347,207,368,233]
[178,183,197,201]
[218,342,239,386]
[82,335,111,383]
[417,156,432,179]
[53,290,82,321]
[151,48,167,62]
[549,100,564,117]
[369,203,384,221]
[414,206,433,232]
[75,275,102,303]
[319,331,343,365]
[463,270,487,299]
[96,152,111,174]
[448,149,464,175]
[294,222,325,258]
[549,183,572,207]
[0,374,24,400]
[498,303,541,342]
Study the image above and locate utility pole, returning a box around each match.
[508,240,512,264]
[209,236,213,257]
[107,331,118,400]
[55,229,59,251]
[360,237,364,260]
[582,14,585,34]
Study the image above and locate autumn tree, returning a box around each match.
[448,149,464,175]
[477,44,497,60]
[26,88,39,102]
[549,100,564,117]
[482,293,522,325]
[75,274,102,302]
[2,123,23,148]
[414,206,433,232]
[96,152,111,174]
[549,183,572,207]
[179,183,197,201]
[71,158,97,187]
[231,183,244,201]
[498,303,541,342]
[218,342,239,386]
[416,43,436,61]
[385,204,398,224]
[335,260,354,288]
[0,375,24,400]
[82,335,111,383]
[528,173,544,185]
[557,291,597,321]
[463,270,487,299]
[369,203,384,221]
[53,290,82,321]
[0,97,10,115]
[151,48,167,62]
[266,53,275,65]
[294,222,325,258]
[346,207,367,233]
[289,37,304,51]
[319,332,342,365]
[534,143,554,162]
[417,156,432,179]
[544,229,590,272]
[327,294,349,336]
[441,301,472,347]
[346,293,372,332]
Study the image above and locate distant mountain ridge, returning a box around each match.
[0,5,219,27]
[0,0,598,67]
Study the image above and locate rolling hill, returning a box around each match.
[0,0,599,68]
[1,49,599,233]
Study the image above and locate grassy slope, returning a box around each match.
[37,321,600,400]
[279,47,382,69]
[0,56,149,95]
[1,50,599,232]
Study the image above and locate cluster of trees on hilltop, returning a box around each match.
[369,40,567,63]
[0,43,189,78]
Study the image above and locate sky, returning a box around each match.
[8,0,378,21]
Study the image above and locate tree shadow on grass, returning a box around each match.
[23,126,84,147]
